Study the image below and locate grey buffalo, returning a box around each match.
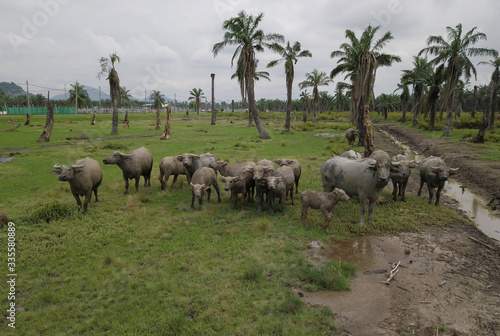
[103,147,153,194]
[190,167,221,210]
[417,156,458,205]
[321,150,391,225]
[158,156,186,191]
[176,152,216,183]
[54,157,102,213]
[339,150,362,160]
[390,154,418,202]
[273,159,301,194]
[300,188,350,228]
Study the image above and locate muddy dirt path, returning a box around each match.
[301,125,500,336]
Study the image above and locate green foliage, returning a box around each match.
[453,114,482,129]
[28,200,75,223]
[292,259,356,291]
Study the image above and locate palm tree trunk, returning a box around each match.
[428,98,437,131]
[284,75,293,132]
[155,108,161,130]
[161,104,172,140]
[471,81,494,143]
[442,94,454,136]
[246,73,270,139]
[109,68,120,135]
[211,73,216,125]
[472,85,478,118]
[489,85,497,130]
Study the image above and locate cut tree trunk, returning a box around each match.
[155,108,161,130]
[109,67,120,135]
[1,124,21,132]
[24,113,31,126]
[91,113,96,125]
[37,92,54,142]
[160,104,172,140]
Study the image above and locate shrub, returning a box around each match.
[102,143,128,150]
[28,201,75,223]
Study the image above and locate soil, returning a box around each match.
[299,124,500,336]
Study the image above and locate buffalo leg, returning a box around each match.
[170,175,178,189]
[72,188,82,208]
[435,186,443,206]
[134,177,140,192]
[280,195,286,216]
[392,183,398,201]
[427,183,435,205]
[321,207,332,228]
[417,177,425,197]
[93,187,100,203]
[213,183,221,203]
[367,199,376,222]
[206,188,212,203]
[191,193,196,209]
[83,191,92,213]
[359,196,367,226]
[401,181,407,202]
[124,176,129,194]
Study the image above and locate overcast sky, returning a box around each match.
[1,0,499,103]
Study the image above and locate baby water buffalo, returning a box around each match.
[176,152,216,183]
[345,128,359,146]
[390,154,418,202]
[103,147,153,194]
[158,156,187,191]
[190,167,221,210]
[418,156,458,205]
[219,169,253,210]
[54,157,102,213]
[273,159,301,194]
[267,166,295,216]
[300,188,350,228]
[252,163,275,212]
[210,160,256,201]
[321,150,391,225]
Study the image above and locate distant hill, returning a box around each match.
[0,82,26,96]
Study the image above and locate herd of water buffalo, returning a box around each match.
[53,133,458,228]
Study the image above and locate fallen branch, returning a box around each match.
[1,123,21,132]
[469,236,494,250]
[383,261,400,285]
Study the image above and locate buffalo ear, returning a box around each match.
[71,164,86,173]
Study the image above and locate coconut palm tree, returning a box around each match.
[478,56,500,130]
[330,24,401,143]
[393,82,411,123]
[401,56,432,126]
[426,64,445,131]
[98,52,121,135]
[375,93,396,120]
[299,90,311,122]
[267,41,312,132]
[334,81,351,112]
[298,69,330,123]
[188,88,205,115]
[68,82,91,110]
[151,90,165,130]
[419,23,498,136]
[120,86,132,107]
[213,10,284,139]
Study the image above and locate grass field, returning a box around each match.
[0,112,465,335]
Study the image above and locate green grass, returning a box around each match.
[0,113,466,335]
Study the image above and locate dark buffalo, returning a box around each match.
[417,156,458,205]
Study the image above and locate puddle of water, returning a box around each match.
[384,130,500,241]
[0,156,13,163]
[444,180,500,241]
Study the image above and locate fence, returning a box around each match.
[2,107,78,115]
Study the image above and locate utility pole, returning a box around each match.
[98,86,101,112]
[75,83,78,115]
[210,73,216,125]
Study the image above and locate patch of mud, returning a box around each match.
[314,133,344,138]
[301,227,500,335]
[0,156,13,163]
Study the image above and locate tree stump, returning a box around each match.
[24,113,31,126]
[160,103,172,140]
[37,92,54,142]
[91,113,96,125]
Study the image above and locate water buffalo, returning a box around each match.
[390,154,418,202]
[252,163,275,212]
[321,150,391,225]
[345,128,359,146]
[158,156,186,191]
[219,169,253,210]
[273,159,301,194]
[417,156,458,205]
[54,157,102,213]
[190,167,221,210]
[103,147,153,194]
[176,152,216,183]
[210,160,256,202]
[267,166,295,216]
[300,188,350,228]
